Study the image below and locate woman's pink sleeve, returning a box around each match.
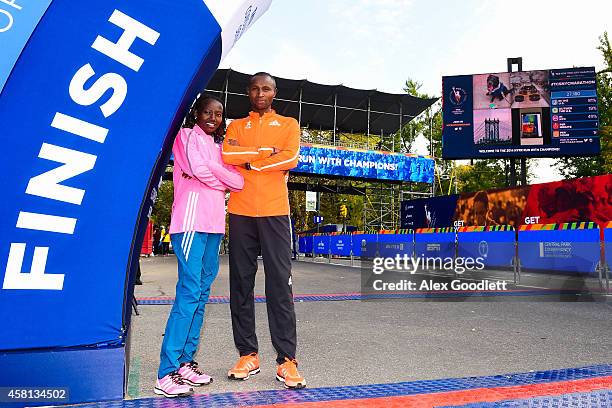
[185,140,227,191]
[208,161,244,192]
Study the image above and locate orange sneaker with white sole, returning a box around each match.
[228,353,260,380]
[276,357,306,389]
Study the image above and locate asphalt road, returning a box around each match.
[129,255,612,399]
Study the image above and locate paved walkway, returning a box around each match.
[121,255,612,406]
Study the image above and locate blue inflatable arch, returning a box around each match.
[0,0,271,403]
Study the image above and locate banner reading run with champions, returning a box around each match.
[295,144,434,183]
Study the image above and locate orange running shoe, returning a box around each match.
[228,353,260,380]
[276,357,306,389]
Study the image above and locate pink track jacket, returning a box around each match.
[169,125,244,234]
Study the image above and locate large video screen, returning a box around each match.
[442,67,600,159]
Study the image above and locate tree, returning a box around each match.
[555,32,612,177]
[288,174,366,233]
[151,180,173,228]
[400,79,434,155]
[400,80,446,194]
[455,160,508,193]
[399,79,429,153]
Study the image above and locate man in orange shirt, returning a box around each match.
[222,72,305,389]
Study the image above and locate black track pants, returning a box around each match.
[228,214,297,364]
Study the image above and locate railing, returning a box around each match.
[297,223,612,294]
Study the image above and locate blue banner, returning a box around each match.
[351,234,377,257]
[313,235,330,255]
[603,226,612,272]
[377,233,413,258]
[0,346,125,403]
[518,228,600,274]
[329,234,352,256]
[294,144,434,183]
[441,75,474,159]
[414,232,455,259]
[457,230,515,269]
[298,235,313,254]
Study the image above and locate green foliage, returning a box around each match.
[400,79,428,153]
[288,184,308,232]
[456,160,508,193]
[401,79,434,154]
[151,180,173,228]
[555,31,612,178]
[403,78,425,97]
[288,175,365,232]
[456,158,535,193]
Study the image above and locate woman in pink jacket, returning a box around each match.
[155,95,244,398]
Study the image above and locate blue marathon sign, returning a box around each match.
[313,235,330,255]
[414,228,456,260]
[377,231,414,258]
[329,234,352,257]
[299,235,313,254]
[351,233,377,257]
[605,222,612,270]
[518,223,600,274]
[0,0,271,354]
[457,226,515,269]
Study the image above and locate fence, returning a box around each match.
[298,222,612,290]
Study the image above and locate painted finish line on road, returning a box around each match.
[77,364,612,407]
[136,290,576,305]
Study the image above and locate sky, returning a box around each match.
[221,0,611,183]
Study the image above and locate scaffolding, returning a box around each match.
[205,69,438,231]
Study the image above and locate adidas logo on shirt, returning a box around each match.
[269,120,281,127]
[245,120,252,129]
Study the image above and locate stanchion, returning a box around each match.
[132,295,139,316]
[513,240,520,285]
